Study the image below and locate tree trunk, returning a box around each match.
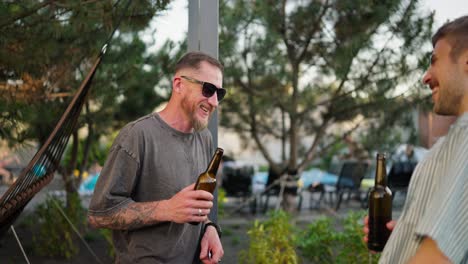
[78,103,94,179]
[61,130,79,208]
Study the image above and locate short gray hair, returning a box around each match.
[174,51,223,74]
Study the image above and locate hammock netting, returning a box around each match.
[0,55,103,237]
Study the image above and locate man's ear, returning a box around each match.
[173,77,182,93]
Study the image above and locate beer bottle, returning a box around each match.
[190,148,223,225]
[368,153,392,252]
[194,148,224,193]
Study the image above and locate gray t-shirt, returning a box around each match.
[88,113,214,263]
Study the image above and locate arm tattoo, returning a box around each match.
[89,201,162,230]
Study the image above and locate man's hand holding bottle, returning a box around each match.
[363,215,396,253]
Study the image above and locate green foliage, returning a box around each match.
[219,0,434,182]
[258,165,269,172]
[62,132,114,171]
[239,210,298,264]
[223,226,234,237]
[336,211,379,263]
[297,217,338,263]
[298,210,379,264]
[361,109,420,154]
[28,193,86,259]
[99,228,116,259]
[231,235,241,246]
[240,210,381,263]
[1,1,177,208]
[0,0,172,145]
[218,187,227,217]
[316,138,347,171]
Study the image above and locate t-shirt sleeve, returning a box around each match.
[88,133,141,216]
[415,128,468,263]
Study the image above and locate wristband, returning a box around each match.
[204,222,222,238]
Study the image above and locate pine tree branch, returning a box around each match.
[0,0,55,29]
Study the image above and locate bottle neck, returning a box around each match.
[206,148,223,177]
[374,158,387,186]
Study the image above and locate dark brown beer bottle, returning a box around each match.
[194,148,224,193]
[368,153,392,252]
[190,148,223,225]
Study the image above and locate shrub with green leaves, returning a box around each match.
[239,210,298,264]
[29,193,86,259]
[297,217,338,263]
[298,210,380,264]
[218,187,226,217]
[99,228,115,259]
[336,211,379,263]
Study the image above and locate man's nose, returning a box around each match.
[422,70,431,86]
[207,92,219,107]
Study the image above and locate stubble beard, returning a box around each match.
[192,112,209,132]
[434,77,463,116]
[181,97,210,132]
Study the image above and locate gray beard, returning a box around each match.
[192,117,208,132]
[181,96,210,132]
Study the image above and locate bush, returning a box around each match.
[297,217,338,263]
[218,187,226,217]
[241,210,380,263]
[99,228,115,259]
[239,210,298,264]
[298,210,380,264]
[336,211,379,263]
[28,193,86,259]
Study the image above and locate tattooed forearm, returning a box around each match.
[88,201,164,230]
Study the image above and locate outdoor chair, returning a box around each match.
[261,166,301,213]
[387,161,417,199]
[316,161,369,211]
[307,182,327,209]
[221,165,253,197]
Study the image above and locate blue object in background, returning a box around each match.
[79,173,100,195]
[251,168,339,191]
[252,171,268,185]
[32,164,46,178]
[300,168,338,188]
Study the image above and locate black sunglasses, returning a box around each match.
[180,75,226,101]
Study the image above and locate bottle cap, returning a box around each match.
[376,153,386,159]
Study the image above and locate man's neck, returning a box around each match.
[158,105,193,133]
[459,94,468,116]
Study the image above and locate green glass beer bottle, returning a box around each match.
[368,153,392,252]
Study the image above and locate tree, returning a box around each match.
[0,0,173,203]
[219,0,434,209]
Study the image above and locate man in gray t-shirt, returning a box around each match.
[88,51,226,264]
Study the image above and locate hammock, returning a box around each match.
[0,53,103,237]
[0,0,131,238]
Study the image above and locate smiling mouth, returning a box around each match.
[200,104,211,114]
[431,89,438,100]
